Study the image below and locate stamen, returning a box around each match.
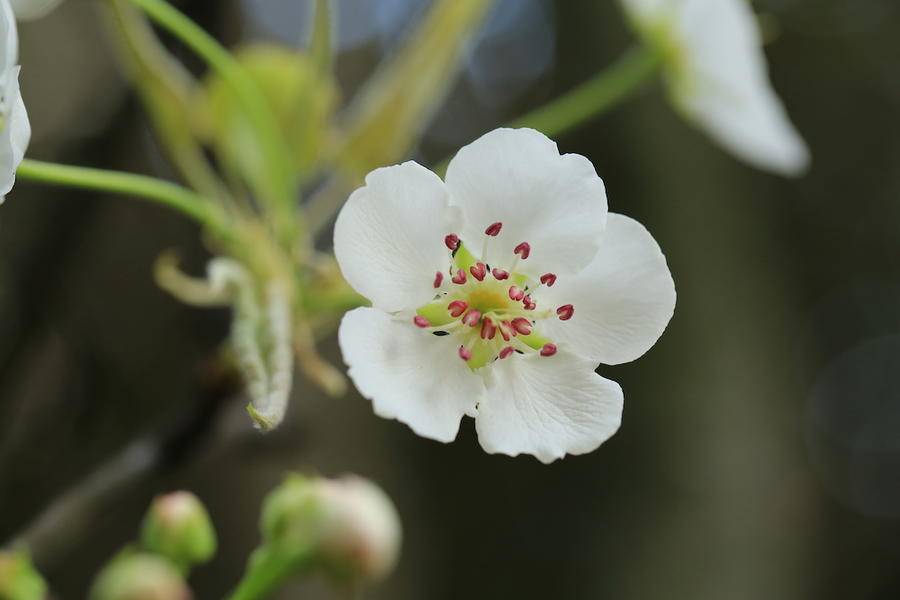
[413,316,430,328]
[480,318,497,340]
[444,234,460,250]
[556,304,574,321]
[448,300,468,317]
[498,321,512,342]
[484,222,503,236]
[523,296,536,311]
[433,271,444,288]
[510,317,533,335]
[540,273,557,287]
[498,346,515,359]
[469,262,487,282]
[514,242,531,259]
[491,268,509,280]
[508,285,525,301]
[500,320,517,338]
[458,345,472,361]
[451,269,467,285]
[462,309,482,327]
[540,343,558,357]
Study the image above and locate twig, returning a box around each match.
[6,362,251,568]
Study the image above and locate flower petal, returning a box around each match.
[622,0,809,175]
[0,1,16,68]
[339,307,483,443]
[540,213,675,365]
[678,0,809,174]
[444,128,607,276]
[334,161,460,312]
[0,67,30,201]
[476,351,623,463]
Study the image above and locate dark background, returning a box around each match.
[2,0,900,598]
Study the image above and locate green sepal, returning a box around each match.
[246,403,275,432]
[467,342,496,370]
[416,299,456,327]
[518,331,552,351]
[453,243,478,271]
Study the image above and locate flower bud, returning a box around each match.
[89,552,190,600]
[0,551,47,600]
[262,474,401,582]
[140,491,217,572]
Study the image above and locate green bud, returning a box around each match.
[140,491,217,572]
[0,551,47,600]
[262,474,401,582]
[89,552,190,600]
[198,44,338,179]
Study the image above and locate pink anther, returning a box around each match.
[470,262,487,282]
[448,300,468,317]
[444,234,460,250]
[484,222,503,236]
[556,304,574,321]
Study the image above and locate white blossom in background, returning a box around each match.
[0,0,29,202]
[620,0,810,176]
[335,128,675,463]
[9,0,63,21]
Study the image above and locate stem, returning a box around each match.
[16,159,229,235]
[227,546,310,600]
[10,440,160,566]
[433,45,661,177]
[511,44,660,136]
[127,0,298,237]
[104,0,234,204]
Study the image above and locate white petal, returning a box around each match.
[444,128,607,276]
[623,0,810,176]
[476,351,623,463]
[0,0,16,67]
[334,161,460,312]
[10,0,64,21]
[338,307,483,443]
[539,213,675,365]
[0,67,30,202]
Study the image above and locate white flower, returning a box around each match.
[0,0,29,202]
[620,0,810,176]
[335,128,675,463]
[9,0,63,21]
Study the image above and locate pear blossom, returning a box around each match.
[620,0,810,176]
[335,128,675,463]
[0,0,30,202]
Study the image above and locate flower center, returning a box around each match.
[413,222,574,370]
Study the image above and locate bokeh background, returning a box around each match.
[2,0,900,598]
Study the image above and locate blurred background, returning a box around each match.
[2,0,900,598]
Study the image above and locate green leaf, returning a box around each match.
[308,0,332,79]
[335,0,496,178]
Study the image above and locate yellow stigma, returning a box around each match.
[464,285,511,314]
